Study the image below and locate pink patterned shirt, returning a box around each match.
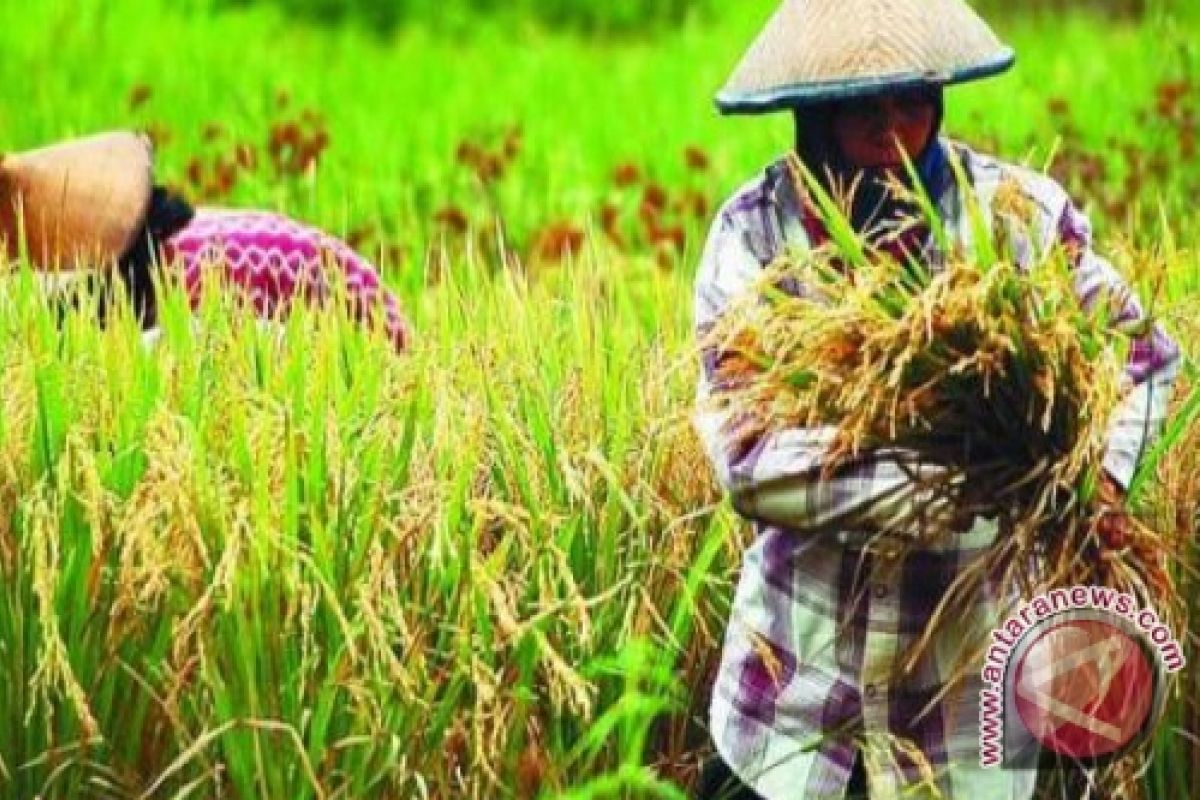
[160,209,411,351]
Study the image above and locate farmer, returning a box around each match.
[691,1,1182,798]
[0,131,411,350]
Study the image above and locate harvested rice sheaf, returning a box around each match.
[701,152,1193,701]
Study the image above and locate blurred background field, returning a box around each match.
[0,0,1197,798]
[2,0,1198,285]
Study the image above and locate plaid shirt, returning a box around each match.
[692,139,1182,799]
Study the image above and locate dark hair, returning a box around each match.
[790,86,945,234]
[100,186,195,329]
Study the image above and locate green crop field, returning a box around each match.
[0,0,1197,798]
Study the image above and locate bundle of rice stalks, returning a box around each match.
[699,151,1195,789]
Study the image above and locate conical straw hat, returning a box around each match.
[0,131,154,273]
[717,0,1014,114]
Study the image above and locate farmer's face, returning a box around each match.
[831,90,937,171]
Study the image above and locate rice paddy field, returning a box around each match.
[0,0,1198,798]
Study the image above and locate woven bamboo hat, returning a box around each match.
[717,0,1014,114]
[0,131,154,272]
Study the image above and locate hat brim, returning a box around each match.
[1,131,155,272]
[715,50,1015,115]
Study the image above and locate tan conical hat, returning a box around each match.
[717,0,1014,114]
[0,131,154,272]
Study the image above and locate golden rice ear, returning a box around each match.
[0,131,155,274]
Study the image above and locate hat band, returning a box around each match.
[716,50,1015,115]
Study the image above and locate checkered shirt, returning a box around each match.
[692,138,1182,800]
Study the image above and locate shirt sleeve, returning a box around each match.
[692,205,951,537]
[1057,202,1183,490]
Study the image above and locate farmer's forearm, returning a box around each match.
[699,410,950,536]
[730,456,942,538]
[1101,354,1182,490]
[1058,202,1184,490]
[695,358,957,538]
[1103,296,1182,491]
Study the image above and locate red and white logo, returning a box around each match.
[1012,618,1157,759]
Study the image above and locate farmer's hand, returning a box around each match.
[1096,470,1133,550]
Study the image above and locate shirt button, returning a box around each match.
[873,584,887,599]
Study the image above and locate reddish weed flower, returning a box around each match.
[455,140,481,167]
[312,128,331,153]
[1152,81,1191,122]
[476,154,504,184]
[1148,155,1169,179]
[216,159,238,195]
[434,206,470,234]
[346,225,375,251]
[1156,80,1190,105]
[202,122,226,143]
[685,145,711,171]
[612,162,641,188]
[234,143,257,171]
[650,224,686,254]
[675,189,711,221]
[127,83,153,111]
[290,148,313,174]
[599,202,625,248]
[637,201,658,231]
[382,243,407,269]
[1047,97,1070,117]
[1105,199,1130,220]
[142,122,172,149]
[1078,154,1107,187]
[639,185,670,231]
[503,126,523,162]
[600,202,621,232]
[533,222,585,261]
[269,122,301,155]
[267,117,332,176]
[643,183,668,212]
[185,158,204,188]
